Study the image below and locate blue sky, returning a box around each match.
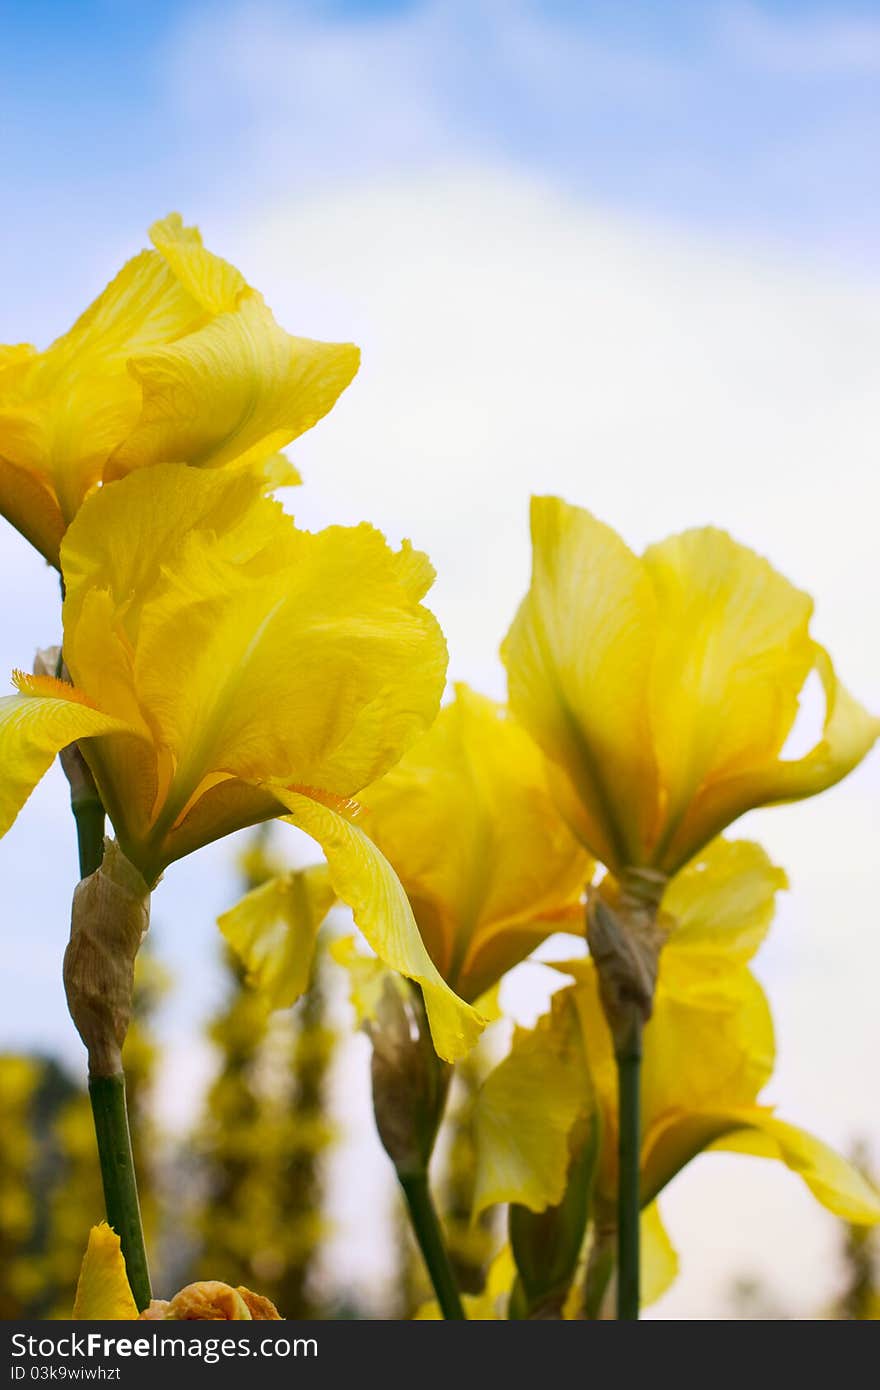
[3,0,880,344]
[2,1,879,1315]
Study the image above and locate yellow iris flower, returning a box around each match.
[72,1224,279,1320]
[220,684,592,1008]
[503,497,880,876]
[0,463,480,1061]
[472,838,880,1258]
[0,214,359,566]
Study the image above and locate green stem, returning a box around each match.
[88,1074,152,1310]
[71,773,150,1308]
[615,1016,642,1321]
[73,797,105,878]
[398,1172,466,1320]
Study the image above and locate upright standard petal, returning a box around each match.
[644,528,814,863]
[0,246,211,526]
[148,213,247,314]
[273,791,484,1063]
[106,294,360,480]
[502,497,658,872]
[505,498,877,876]
[0,214,359,562]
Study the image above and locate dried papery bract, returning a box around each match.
[63,840,150,1079]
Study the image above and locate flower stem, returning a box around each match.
[71,778,151,1310]
[88,1074,152,1310]
[615,1016,642,1320]
[398,1171,466,1320]
[72,794,105,878]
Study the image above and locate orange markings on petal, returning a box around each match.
[11,670,97,706]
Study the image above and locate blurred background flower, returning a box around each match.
[1,0,878,1318]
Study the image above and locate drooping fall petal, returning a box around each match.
[0,678,138,837]
[709,1112,880,1224]
[273,790,483,1063]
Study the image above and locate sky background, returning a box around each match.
[1,0,879,1318]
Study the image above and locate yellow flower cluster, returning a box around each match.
[1,216,877,1319]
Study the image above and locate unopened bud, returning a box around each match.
[63,841,151,1077]
[369,978,451,1176]
[586,868,668,1052]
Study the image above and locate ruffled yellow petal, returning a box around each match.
[0,343,36,370]
[504,501,876,874]
[641,1201,679,1307]
[0,214,357,563]
[148,213,247,314]
[59,464,447,879]
[502,496,658,871]
[0,455,65,564]
[0,246,210,522]
[662,837,788,965]
[106,293,360,480]
[709,1111,880,1225]
[0,681,137,838]
[273,790,483,1062]
[358,684,590,1000]
[217,865,335,1010]
[72,1224,139,1320]
[253,451,302,489]
[60,462,269,645]
[472,990,588,1219]
[642,960,775,1150]
[644,528,814,864]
